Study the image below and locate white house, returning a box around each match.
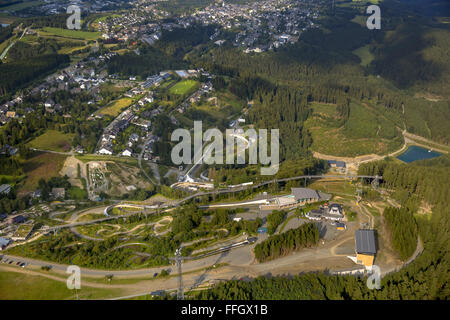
[44,99,55,108]
[99,147,113,155]
[122,149,132,157]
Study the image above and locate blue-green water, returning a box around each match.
[397,145,442,163]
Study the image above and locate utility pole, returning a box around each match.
[371,177,379,190]
[356,188,362,204]
[175,248,183,300]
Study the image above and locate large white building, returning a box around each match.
[306,203,344,221]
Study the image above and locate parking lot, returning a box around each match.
[317,221,339,241]
[0,255,28,268]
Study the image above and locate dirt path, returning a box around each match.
[359,203,374,229]
[329,234,354,256]
[403,131,449,153]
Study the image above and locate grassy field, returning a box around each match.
[40,27,101,41]
[350,15,366,28]
[0,270,123,300]
[13,224,33,238]
[23,33,90,56]
[352,45,375,66]
[177,89,245,128]
[159,79,175,89]
[97,97,133,117]
[169,79,199,95]
[93,14,121,24]
[352,0,380,3]
[20,152,67,192]
[57,44,91,54]
[27,130,74,152]
[100,82,128,95]
[0,0,43,12]
[75,154,138,166]
[308,179,357,198]
[305,102,403,156]
[0,13,17,24]
[68,186,88,200]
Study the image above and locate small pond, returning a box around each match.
[397,145,442,163]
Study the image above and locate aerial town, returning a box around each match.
[0,0,448,306]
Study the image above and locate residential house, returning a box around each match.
[6,111,16,118]
[7,215,26,224]
[122,148,133,157]
[99,147,113,155]
[52,188,66,199]
[0,237,11,250]
[0,184,11,195]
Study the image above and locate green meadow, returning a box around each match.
[40,27,101,41]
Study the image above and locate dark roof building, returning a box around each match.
[7,215,26,224]
[0,237,11,250]
[327,160,346,168]
[336,222,346,230]
[0,184,11,195]
[291,188,319,202]
[355,229,377,254]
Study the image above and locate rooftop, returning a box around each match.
[291,188,319,201]
[355,229,377,254]
[0,184,11,194]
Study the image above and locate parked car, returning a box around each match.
[153,272,158,278]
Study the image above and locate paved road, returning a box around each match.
[0,240,253,277]
[171,174,382,208]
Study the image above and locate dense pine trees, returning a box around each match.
[358,156,450,207]
[254,223,319,262]
[0,54,69,96]
[384,207,418,261]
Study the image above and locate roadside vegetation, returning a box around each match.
[266,210,287,235]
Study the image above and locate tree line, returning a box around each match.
[266,210,286,235]
[383,206,418,261]
[254,223,319,262]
